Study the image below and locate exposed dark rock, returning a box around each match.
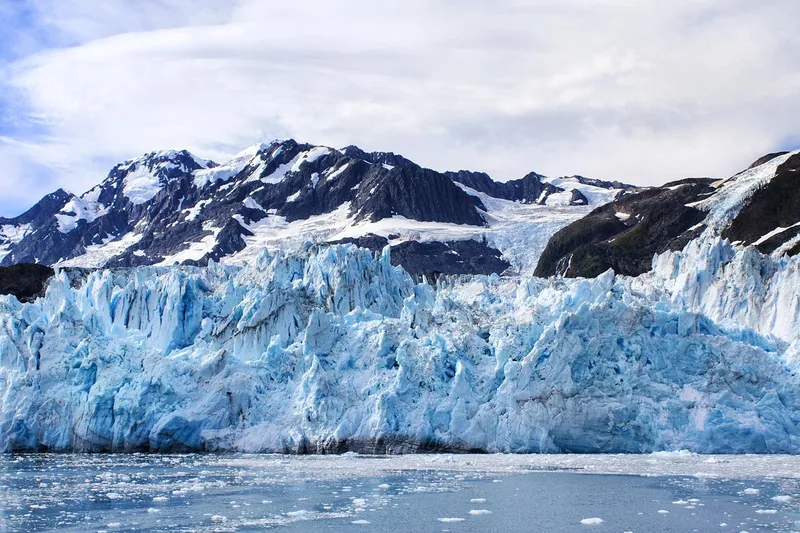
[391,239,509,276]
[332,234,510,277]
[748,151,789,169]
[535,178,716,278]
[332,234,392,252]
[564,175,638,191]
[446,170,562,204]
[569,189,589,205]
[0,263,55,302]
[724,153,800,254]
[0,189,73,227]
[352,166,486,226]
[340,145,416,168]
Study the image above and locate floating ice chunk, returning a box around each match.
[378,484,390,489]
[352,519,371,525]
[771,495,792,503]
[581,518,604,525]
[210,515,227,522]
[438,517,465,523]
[152,497,168,503]
[470,498,487,503]
[657,509,669,514]
[741,488,760,495]
[469,509,492,515]
[672,500,689,505]
[755,509,777,514]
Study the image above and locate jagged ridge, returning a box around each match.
[0,140,629,276]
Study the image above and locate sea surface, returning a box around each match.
[2,453,800,532]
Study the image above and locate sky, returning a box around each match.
[2,0,800,217]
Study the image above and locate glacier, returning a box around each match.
[1,233,799,454]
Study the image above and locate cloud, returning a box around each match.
[2,0,800,215]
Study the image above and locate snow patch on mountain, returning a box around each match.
[223,194,587,275]
[542,191,577,207]
[55,191,108,233]
[543,176,622,206]
[193,144,275,189]
[325,161,352,181]
[157,223,222,266]
[59,232,144,268]
[121,163,170,205]
[0,225,31,262]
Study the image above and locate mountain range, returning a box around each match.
[0,139,634,277]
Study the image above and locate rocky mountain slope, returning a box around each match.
[0,140,631,276]
[535,151,800,277]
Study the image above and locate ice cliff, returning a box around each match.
[1,237,799,453]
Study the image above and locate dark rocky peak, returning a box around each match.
[448,169,562,204]
[96,149,211,206]
[111,149,211,182]
[511,172,562,204]
[340,145,416,168]
[352,165,487,226]
[568,189,589,206]
[748,151,789,170]
[0,188,74,226]
[561,175,638,191]
[444,170,496,194]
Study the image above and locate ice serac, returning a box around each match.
[1,237,798,454]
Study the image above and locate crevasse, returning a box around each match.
[0,239,798,453]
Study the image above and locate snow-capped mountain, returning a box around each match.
[0,140,632,276]
[536,151,800,277]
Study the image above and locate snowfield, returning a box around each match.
[1,229,799,453]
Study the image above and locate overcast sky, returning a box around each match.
[2,0,799,216]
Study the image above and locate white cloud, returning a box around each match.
[2,0,800,215]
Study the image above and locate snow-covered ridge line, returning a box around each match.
[0,138,629,273]
[1,239,798,453]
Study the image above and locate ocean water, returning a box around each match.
[2,453,800,532]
